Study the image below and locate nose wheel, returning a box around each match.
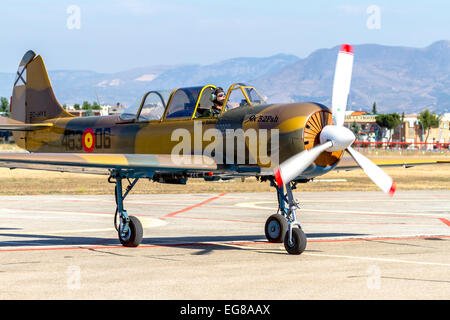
[284,227,307,255]
[266,179,307,255]
[265,214,288,243]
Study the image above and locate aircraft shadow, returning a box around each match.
[140,233,368,255]
[0,232,368,254]
[0,232,112,248]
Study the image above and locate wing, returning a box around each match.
[336,155,450,170]
[0,152,217,176]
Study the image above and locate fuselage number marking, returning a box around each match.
[63,128,111,152]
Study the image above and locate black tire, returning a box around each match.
[284,227,307,255]
[119,215,143,247]
[264,214,288,243]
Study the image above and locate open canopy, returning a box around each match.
[120,83,266,121]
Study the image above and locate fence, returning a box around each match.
[353,141,450,152]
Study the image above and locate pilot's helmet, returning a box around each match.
[211,87,225,105]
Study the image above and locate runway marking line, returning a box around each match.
[171,215,262,224]
[1,234,449,253]
[164,193,227,218]
[304,252,450,267]
[3,205,447,229]
[167,215,440,227]
[236,201,450,222]
[439,218,450,227]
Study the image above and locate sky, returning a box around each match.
[0,0,449,73]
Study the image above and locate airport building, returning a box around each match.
[344,111,450,144]
[64,104,125,117]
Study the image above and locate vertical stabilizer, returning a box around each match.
[11,50,74,124]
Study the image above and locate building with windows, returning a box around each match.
[63,104,124,117]
[344,112,379,141]
[344,111,450,144]
[393,113,450,144]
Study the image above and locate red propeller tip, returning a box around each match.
[340,44,353,54]
[388,182,397,197]
[274,167,283,188]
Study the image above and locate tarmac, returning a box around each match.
[0,190,449,299]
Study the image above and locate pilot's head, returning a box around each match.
[212,87,225,108]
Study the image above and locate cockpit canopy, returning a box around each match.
[225,83,265,109]
[120,83,265,121]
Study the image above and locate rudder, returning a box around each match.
[11,50,73,124]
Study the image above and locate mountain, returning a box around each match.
[1,41,449,114]
[0,54,299,107]
[252,41,450,114]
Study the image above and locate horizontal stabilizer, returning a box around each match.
[0,116,53,131]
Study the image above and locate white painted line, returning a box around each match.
[0,208,111,217]
[234,202,450,218]
[312,179,347,182]
[304,252,450,267]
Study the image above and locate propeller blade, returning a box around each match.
[331,44,354,127]
[346,146,396,196]
[274,141,333,187]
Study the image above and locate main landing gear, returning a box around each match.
[264,179,307,255]
[108,170,143,247]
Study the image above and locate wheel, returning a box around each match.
[284,227,307,255]
[264,214,288,243]
[119,215,143,247]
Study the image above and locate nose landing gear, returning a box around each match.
[264,179,307,255]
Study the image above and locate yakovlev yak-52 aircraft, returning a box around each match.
[0,45,447,254]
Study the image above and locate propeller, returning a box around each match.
[346,146,396,195]
[274,44,396,196]
[332,44,354,127]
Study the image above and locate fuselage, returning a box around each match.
[16,102,343,179]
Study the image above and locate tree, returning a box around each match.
[73,104,80,110]
[82,101,92,110]
[350,121,361,139]
[0,97,10,118]
[91,101,101,110]
[371,102,377,114]
[417,109,440,142]
[375,113,402,141]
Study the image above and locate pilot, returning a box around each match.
[210,87,226,116]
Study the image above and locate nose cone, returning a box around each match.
[319,125,355,152]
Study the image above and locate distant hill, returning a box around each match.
[0,53,299,107]
[1,41,449,114]
[252,40,450,114]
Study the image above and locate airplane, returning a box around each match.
[0,45,448,255]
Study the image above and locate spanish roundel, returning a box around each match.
[82,128,95,153]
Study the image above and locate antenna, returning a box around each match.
[92,79,101,106]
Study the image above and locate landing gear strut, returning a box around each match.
[264,179,307,255]
[108,170,143,247]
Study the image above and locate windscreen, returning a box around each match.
[121,90,171,120]
[165,87,202,119]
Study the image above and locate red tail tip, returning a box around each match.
[340,44,353,54]
[388,182,397,197]
[274,167,283,188]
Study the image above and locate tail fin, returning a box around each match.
[11,50,74,124]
